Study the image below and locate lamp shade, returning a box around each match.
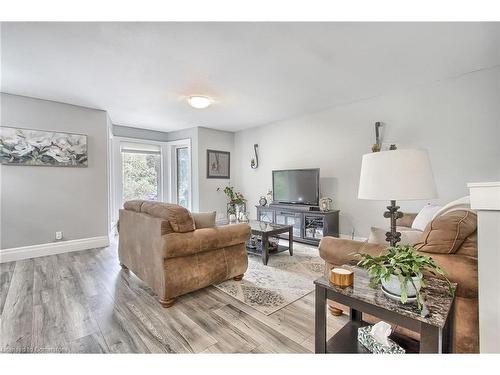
[358,149,437,201]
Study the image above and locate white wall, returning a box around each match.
[233,67,500,237]
[1,93,109,249]
[197,127,235,219]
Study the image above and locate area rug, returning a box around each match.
[215,241,324,315]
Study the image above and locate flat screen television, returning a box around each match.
[272,169,320,205]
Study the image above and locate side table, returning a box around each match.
[314,267,456,354]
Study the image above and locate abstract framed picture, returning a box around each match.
[0,126,88,167]
[207,149,230,179]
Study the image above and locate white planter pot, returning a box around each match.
[381,273,422,297]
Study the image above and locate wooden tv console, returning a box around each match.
[256,203,339,245]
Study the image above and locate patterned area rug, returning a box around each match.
[215,241,324,315]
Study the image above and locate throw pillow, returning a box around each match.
[192,211,216,229]
[368,226,423,246]
[432,196,473,219]
[414,210,477,254]
[411,205,442,232]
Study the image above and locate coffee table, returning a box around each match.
[245,220,293,265]
[314,266,456,354]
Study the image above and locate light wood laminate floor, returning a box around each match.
[0,240,347,353]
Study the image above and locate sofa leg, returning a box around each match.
[233,274,244,281]
[159,298,176,308]
[119,263,128,270]
[329,306,343,316]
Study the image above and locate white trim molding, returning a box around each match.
[468,181,500,353]
[0,235,109,263]
[468,181,500,210]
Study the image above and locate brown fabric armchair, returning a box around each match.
[319,210,479,353]
[118,200,251,307]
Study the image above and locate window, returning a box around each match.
[122,151,161,202]
[111,137,191,229]
[168,139,191,210]
[120,141,162,204]
[176,147,190,208]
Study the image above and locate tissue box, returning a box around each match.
[357,326,405,354]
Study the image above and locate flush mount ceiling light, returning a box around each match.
[187,95,212,109]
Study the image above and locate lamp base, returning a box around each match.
[383,200,403,247]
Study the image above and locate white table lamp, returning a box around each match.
[358,148,437,246]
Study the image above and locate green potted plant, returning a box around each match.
[217,186,246,217]
[356,245,454,310]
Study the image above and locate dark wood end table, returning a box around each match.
[314,267,456,354]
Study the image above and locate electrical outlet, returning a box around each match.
[55,231,63,240]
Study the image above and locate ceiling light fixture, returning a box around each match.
[188,95,212,109]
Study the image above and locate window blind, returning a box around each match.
[120,141,161,155]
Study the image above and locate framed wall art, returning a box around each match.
[206,149,230,179]
[0,126,88,167]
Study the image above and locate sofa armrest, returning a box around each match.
[418,252,478,299]
[164,223,251,259]
[118,209,168,297]
[319,237,386,267]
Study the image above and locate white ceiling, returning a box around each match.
[1,22,499,132]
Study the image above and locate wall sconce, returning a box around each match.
[250,144,259,169]
[371,122,383,152]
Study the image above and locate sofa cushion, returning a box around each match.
[396,212,417,228]
[368,226,423,246]
[432,196,472,219]
[124,200,195,233]
[455,231,478,258]
[123,199,144,212]
[414,210,477,254]
[141,201,195,232]
[192,211,216,229]
[412,205,442,231]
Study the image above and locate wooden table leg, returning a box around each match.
[442,301,454,353]
[420,323,442,353]
[350,307,362,322]
[288,227,294,256]
[261,233,269,265]
[315,284,327,353]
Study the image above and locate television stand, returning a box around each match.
[269,203,321,212]
[256,204,339,245]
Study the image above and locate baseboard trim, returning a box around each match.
[0,236,110,263]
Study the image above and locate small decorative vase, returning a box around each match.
[227,203,236,218]
[266,194,273,205]
[239,212,249,222]
[381,273,422,298]
[235,203,246,220]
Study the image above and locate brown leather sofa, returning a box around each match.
[319,210,478,353]
[118,200,251,307]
